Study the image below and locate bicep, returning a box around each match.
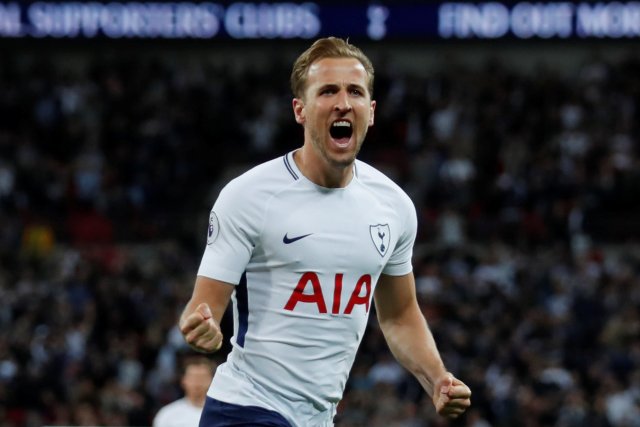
[186,276,235,324]
[374,272,419,324]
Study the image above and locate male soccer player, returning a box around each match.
[153,356,216,427]
[179,37,471,426]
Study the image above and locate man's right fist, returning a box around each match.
[179,303,223,353]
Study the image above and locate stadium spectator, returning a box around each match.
[153,356,216,427]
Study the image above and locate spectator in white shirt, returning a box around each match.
[153,356,216,427]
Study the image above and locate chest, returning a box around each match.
[258,187,399,273]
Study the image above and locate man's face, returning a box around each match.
[181,364,213,401]
[293,57,376,168]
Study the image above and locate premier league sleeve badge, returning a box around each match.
[207,210,220,245]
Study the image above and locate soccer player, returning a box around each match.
[179,37,472,426]
[153,356,216,427]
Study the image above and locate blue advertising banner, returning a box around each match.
[0,1,638,40]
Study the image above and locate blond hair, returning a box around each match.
[290,37,375,99]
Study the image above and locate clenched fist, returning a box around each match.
[432,373,472,419]
[180,303,223,353]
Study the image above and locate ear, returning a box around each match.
[293,98,305,124]
[368,100,376,127]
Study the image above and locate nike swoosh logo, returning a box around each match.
[283,233,313,244]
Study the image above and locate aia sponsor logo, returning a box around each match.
[284,273,372,315]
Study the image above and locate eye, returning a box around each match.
[320,88,337,95]
[350,88,363,96]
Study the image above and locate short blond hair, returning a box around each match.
[290,37,375,99]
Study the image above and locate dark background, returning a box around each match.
[1,1,639,426]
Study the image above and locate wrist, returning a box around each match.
[416,366,448,397]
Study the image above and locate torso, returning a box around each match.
[197,151,416,426]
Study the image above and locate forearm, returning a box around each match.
[179,276,235,352]
[378,303,447,397]
[181,276,234,326]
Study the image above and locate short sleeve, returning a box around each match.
[382,195,417,276]
[197,181,260,284]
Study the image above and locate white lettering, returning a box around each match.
[13,1,640,40]
[367,5,389,40]
[80,4,101,37]
[300,3,320,38]
[225,2,319,39]
[511,2,573,39]
[172,3,220,38]
[577,2,640,37]
[438,3,509,38]
[25,2,222,38]
[0,2,22,36]
[27,2,50,37]
[622,3,640,35]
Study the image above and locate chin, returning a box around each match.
[327,151,357,168]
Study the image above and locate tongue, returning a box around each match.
[330,126,352,145]
[332,136,350,146]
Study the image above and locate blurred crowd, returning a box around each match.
[1,43,639,427]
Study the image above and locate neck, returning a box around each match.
[187,394,206,408]
[294,146,353,188]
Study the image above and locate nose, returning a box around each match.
[334,91,352,113]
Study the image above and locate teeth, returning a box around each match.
[332,121,351,128]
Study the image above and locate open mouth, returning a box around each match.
[329,120,353,144]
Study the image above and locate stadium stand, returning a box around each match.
[1,45,639,426]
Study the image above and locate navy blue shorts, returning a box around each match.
[199,396,292,427]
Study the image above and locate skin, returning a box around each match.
[179,54,471,420]
[180,278,232,354]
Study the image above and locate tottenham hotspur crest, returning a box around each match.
[369,224,390,257]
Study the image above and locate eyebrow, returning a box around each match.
[317,83,339,92]
[316,83,367,93]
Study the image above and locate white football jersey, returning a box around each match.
[197,150,417,427]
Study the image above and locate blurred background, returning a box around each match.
[1,1,639,426]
